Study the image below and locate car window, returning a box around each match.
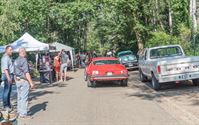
[120,55,137,61]
[93,60,120,65]
[118,52,133,57]
[144,50,148,60]
[150,47,183,59]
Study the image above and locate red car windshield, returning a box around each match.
[93,60,120,65]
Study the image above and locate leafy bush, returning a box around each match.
[145,31,193,56]
[145,32,181,47]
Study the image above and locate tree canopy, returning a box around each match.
[0,0,198,55]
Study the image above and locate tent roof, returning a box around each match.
[11,33,49,52]
[0,46,6,53]
[51,42,74,52]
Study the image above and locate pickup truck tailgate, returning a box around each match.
[159,57,199,76]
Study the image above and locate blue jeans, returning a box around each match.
[16,79,30,116]
[1,74,13,109]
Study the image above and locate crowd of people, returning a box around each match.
[76,49,116,68]
[54,49,70,82]
[35,49,71,83]
[0,46,116,122]
[0,46,71,122]
[76,50,97,68]
[1,46,35,120]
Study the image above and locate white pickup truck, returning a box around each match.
[139,45,199,90]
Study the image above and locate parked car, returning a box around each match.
[139,45,199,90]
[117,50,138,70]
[84,57,128,87]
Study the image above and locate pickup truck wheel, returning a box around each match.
[139,70,147,82]
[152,74,161,90]
[192,79,199,86]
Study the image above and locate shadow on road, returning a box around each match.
[127,71,199,105]
[94,81,124,88]
[35,82,68,89]
[29,101,48,115]
[29,91,55,101]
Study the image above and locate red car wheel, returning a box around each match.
[120,79,128,86]
[87,77,96,88]
[84,70,88,81]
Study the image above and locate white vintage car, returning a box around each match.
[139,45,199,90]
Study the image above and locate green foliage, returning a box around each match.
[146,32,181,47]
[0,0,196,56]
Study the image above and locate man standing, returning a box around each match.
[1,46,14,112]
[14,48,35,119]
[92,50,97,58]
[60,49,68,81]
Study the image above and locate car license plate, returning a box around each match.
[107,72,113,76]
[128,64,133,66]
[182,74,188,79]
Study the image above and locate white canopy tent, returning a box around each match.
[0,46,6,53]
[51,42,75,69]
[0,33,49,53]
[11,33,49,52]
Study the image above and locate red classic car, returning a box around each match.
[84,57,128,87]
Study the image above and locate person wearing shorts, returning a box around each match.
[60,49,69,81]
[54,53,61,81]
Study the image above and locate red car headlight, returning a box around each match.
[92,70,99,75]
[121,70,128,75]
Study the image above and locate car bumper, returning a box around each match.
[122,63,138,69]
[126,66,138,70]
[159,72,199,83]
[91,75,128,81]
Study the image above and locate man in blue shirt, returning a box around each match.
[14,48,35,119]
[1,45,14,112]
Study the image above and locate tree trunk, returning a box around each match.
[155,0,164,31]
[192,0,197,34]
[135,31,144,51]
[168,1,173,35]
[196,1,199,25]
[190,0,193,16]
[152,9,157,31]
[190,0,197,41]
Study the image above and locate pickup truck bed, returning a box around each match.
[159,56,199,83]
[139,45,199,90]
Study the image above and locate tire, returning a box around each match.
[139,69,147,82]
[87,79,92,87]
[84,70,88,81]
[151,74,161,90]
[87,78,96,88]
[121,79,128,86]
[192,79,199,86]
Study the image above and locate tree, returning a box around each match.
[0,0,21,44]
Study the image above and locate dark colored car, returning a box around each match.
[117,50,138,70]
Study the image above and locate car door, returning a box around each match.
[144,50,152,77]
[141,49,149,76]
[86,60,94,76]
